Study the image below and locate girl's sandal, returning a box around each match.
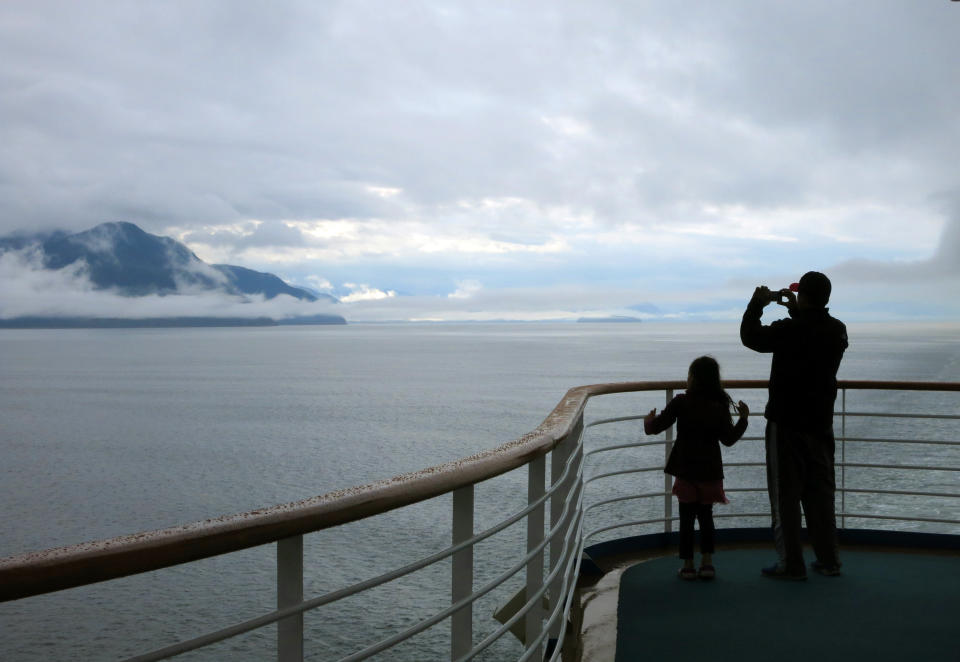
[698,565,716,580]
[678,567,697,580]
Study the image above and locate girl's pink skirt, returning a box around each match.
[672,477,729,505]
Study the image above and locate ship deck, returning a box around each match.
[576,541,959,662]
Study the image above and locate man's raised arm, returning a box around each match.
[740,286,778,353]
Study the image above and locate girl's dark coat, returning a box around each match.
[645,392,747,481]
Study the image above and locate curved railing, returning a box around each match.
[1,380,958,661]
[581,381,960,553]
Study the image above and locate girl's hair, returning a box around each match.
[687,355,733,409]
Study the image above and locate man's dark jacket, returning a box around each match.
[740,303,848,434]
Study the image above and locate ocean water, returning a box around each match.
[1,321,958,661]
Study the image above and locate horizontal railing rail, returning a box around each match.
[580,382,960,548]
[1,380,958,661]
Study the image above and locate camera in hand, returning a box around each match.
[765,288,790,305]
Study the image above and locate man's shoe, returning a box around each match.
[811,560,842,577]
[761,563,807,581]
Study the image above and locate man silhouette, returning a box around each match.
[741,271,848,580]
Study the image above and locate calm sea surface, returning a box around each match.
[1,322,958,660]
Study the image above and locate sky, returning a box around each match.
[1,1,959,322]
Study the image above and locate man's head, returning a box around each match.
[797,271,831,308]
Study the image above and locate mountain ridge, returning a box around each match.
[0,221,346,326]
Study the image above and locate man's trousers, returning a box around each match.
[765,421,840,572]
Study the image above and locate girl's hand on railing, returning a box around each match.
[736,400,749,420]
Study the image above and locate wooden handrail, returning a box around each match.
[2,380,957,602]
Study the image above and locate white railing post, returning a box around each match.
[277,535,304,662]
[548,417,581,643]
[664,388,674,534]
[840,388,847,530]
[451,485,474,660]
[525,454,547,656]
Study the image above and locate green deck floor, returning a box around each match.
[616,548,959,662]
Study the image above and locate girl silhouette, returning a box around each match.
[645,356,749,580]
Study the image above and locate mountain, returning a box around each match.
[31,222,329,301]
[0,222,346,326]
[214,264,325,302]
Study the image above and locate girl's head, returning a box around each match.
[687,355,728,404]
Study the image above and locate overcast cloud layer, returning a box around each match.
[2,1,958,321]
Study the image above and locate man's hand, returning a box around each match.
[777,288,798,314]
[750,286,772,307]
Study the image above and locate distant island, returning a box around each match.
[576,316,642,323]
[0,221,347,327]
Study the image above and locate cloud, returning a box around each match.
[304,275,333,292]
[174,207,576,269]
[339,283,396,303]
[448,280,482,299]
[3,3,955,230]
[931,191,960,272]
[1,2,958,321]
[829,194,960,283]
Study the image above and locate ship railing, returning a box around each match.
[582,381,959,549]
[0,380,957,661]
